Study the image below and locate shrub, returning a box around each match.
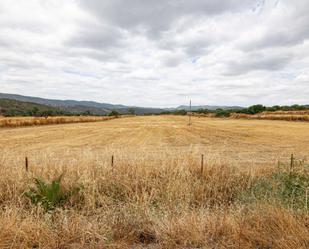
[195,108,211,114]
[25,174,81,211]
[215,109,230,117]
[247,104,266,114]
[240,158,309,209]
[128,108,135,115]
[109,110,119,117]
[173,109,187,115]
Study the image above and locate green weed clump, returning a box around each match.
[25,174,81,211]
[240,157,309,209]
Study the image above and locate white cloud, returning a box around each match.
[0,0,308,107]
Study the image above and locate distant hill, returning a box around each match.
[0,93,163,115]
[175,105,244,111]
[1,92,307,117]
[0,98,70,117]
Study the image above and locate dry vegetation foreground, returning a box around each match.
[0,116,309,248]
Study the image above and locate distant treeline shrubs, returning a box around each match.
[216,104,309,117]
[160,104,309,117]
[0,99,104,117]
[2,107,74,117]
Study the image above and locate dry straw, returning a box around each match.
[0,116,116,128]
[230,111,309,122]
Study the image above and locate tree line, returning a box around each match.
[159,104,309,117]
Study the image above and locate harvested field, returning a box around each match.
[0,115,115,128]
[0,116,309,248]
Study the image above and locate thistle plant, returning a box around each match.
[25,174,80,211]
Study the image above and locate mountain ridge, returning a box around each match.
[1,92,307,115]
[0,93,163,115]
[0,92,246,114]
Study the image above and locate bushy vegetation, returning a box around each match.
[159,104,308,118]
[0,98,108,117]
[108,110,120,117]
[0,98,72,117]
[235,104,308,115]
[240,157,309,209]
[160,109,188,115]
[25,174,81,211]
[193,104,309,117]
[214,108,230,117]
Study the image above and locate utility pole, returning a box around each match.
[188,99,192,126]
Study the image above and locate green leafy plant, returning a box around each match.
[25,174,80,211]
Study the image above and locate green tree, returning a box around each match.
[109,110,119,117]
[215,108,230,117]
[128,108,135,115]
[31,106,39,116]
[247,104,266,114]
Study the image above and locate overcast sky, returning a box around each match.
[0,0,308,107]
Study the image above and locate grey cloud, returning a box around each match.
[224,52,292,75]
[78,0,255,36]
[160,53,184,68]
[0,39,13,48]
[68,24,124,50]
[185,45,209,58]
[240,0,309,51]
[183,36,214,57]
[157,28,215,59]
[242,25,309,51]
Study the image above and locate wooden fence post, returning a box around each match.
[111,155,114,167]
[25,157,29,172]
[290,153,294,174]
[200,154,204,175]
[305,189,308,210]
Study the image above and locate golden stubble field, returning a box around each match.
[1,115,309,249]
[0,115,308,167]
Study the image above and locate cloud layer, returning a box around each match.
[0,0,308,107]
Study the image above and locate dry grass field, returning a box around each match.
[1,115,309,248]
[0,116,115,128]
